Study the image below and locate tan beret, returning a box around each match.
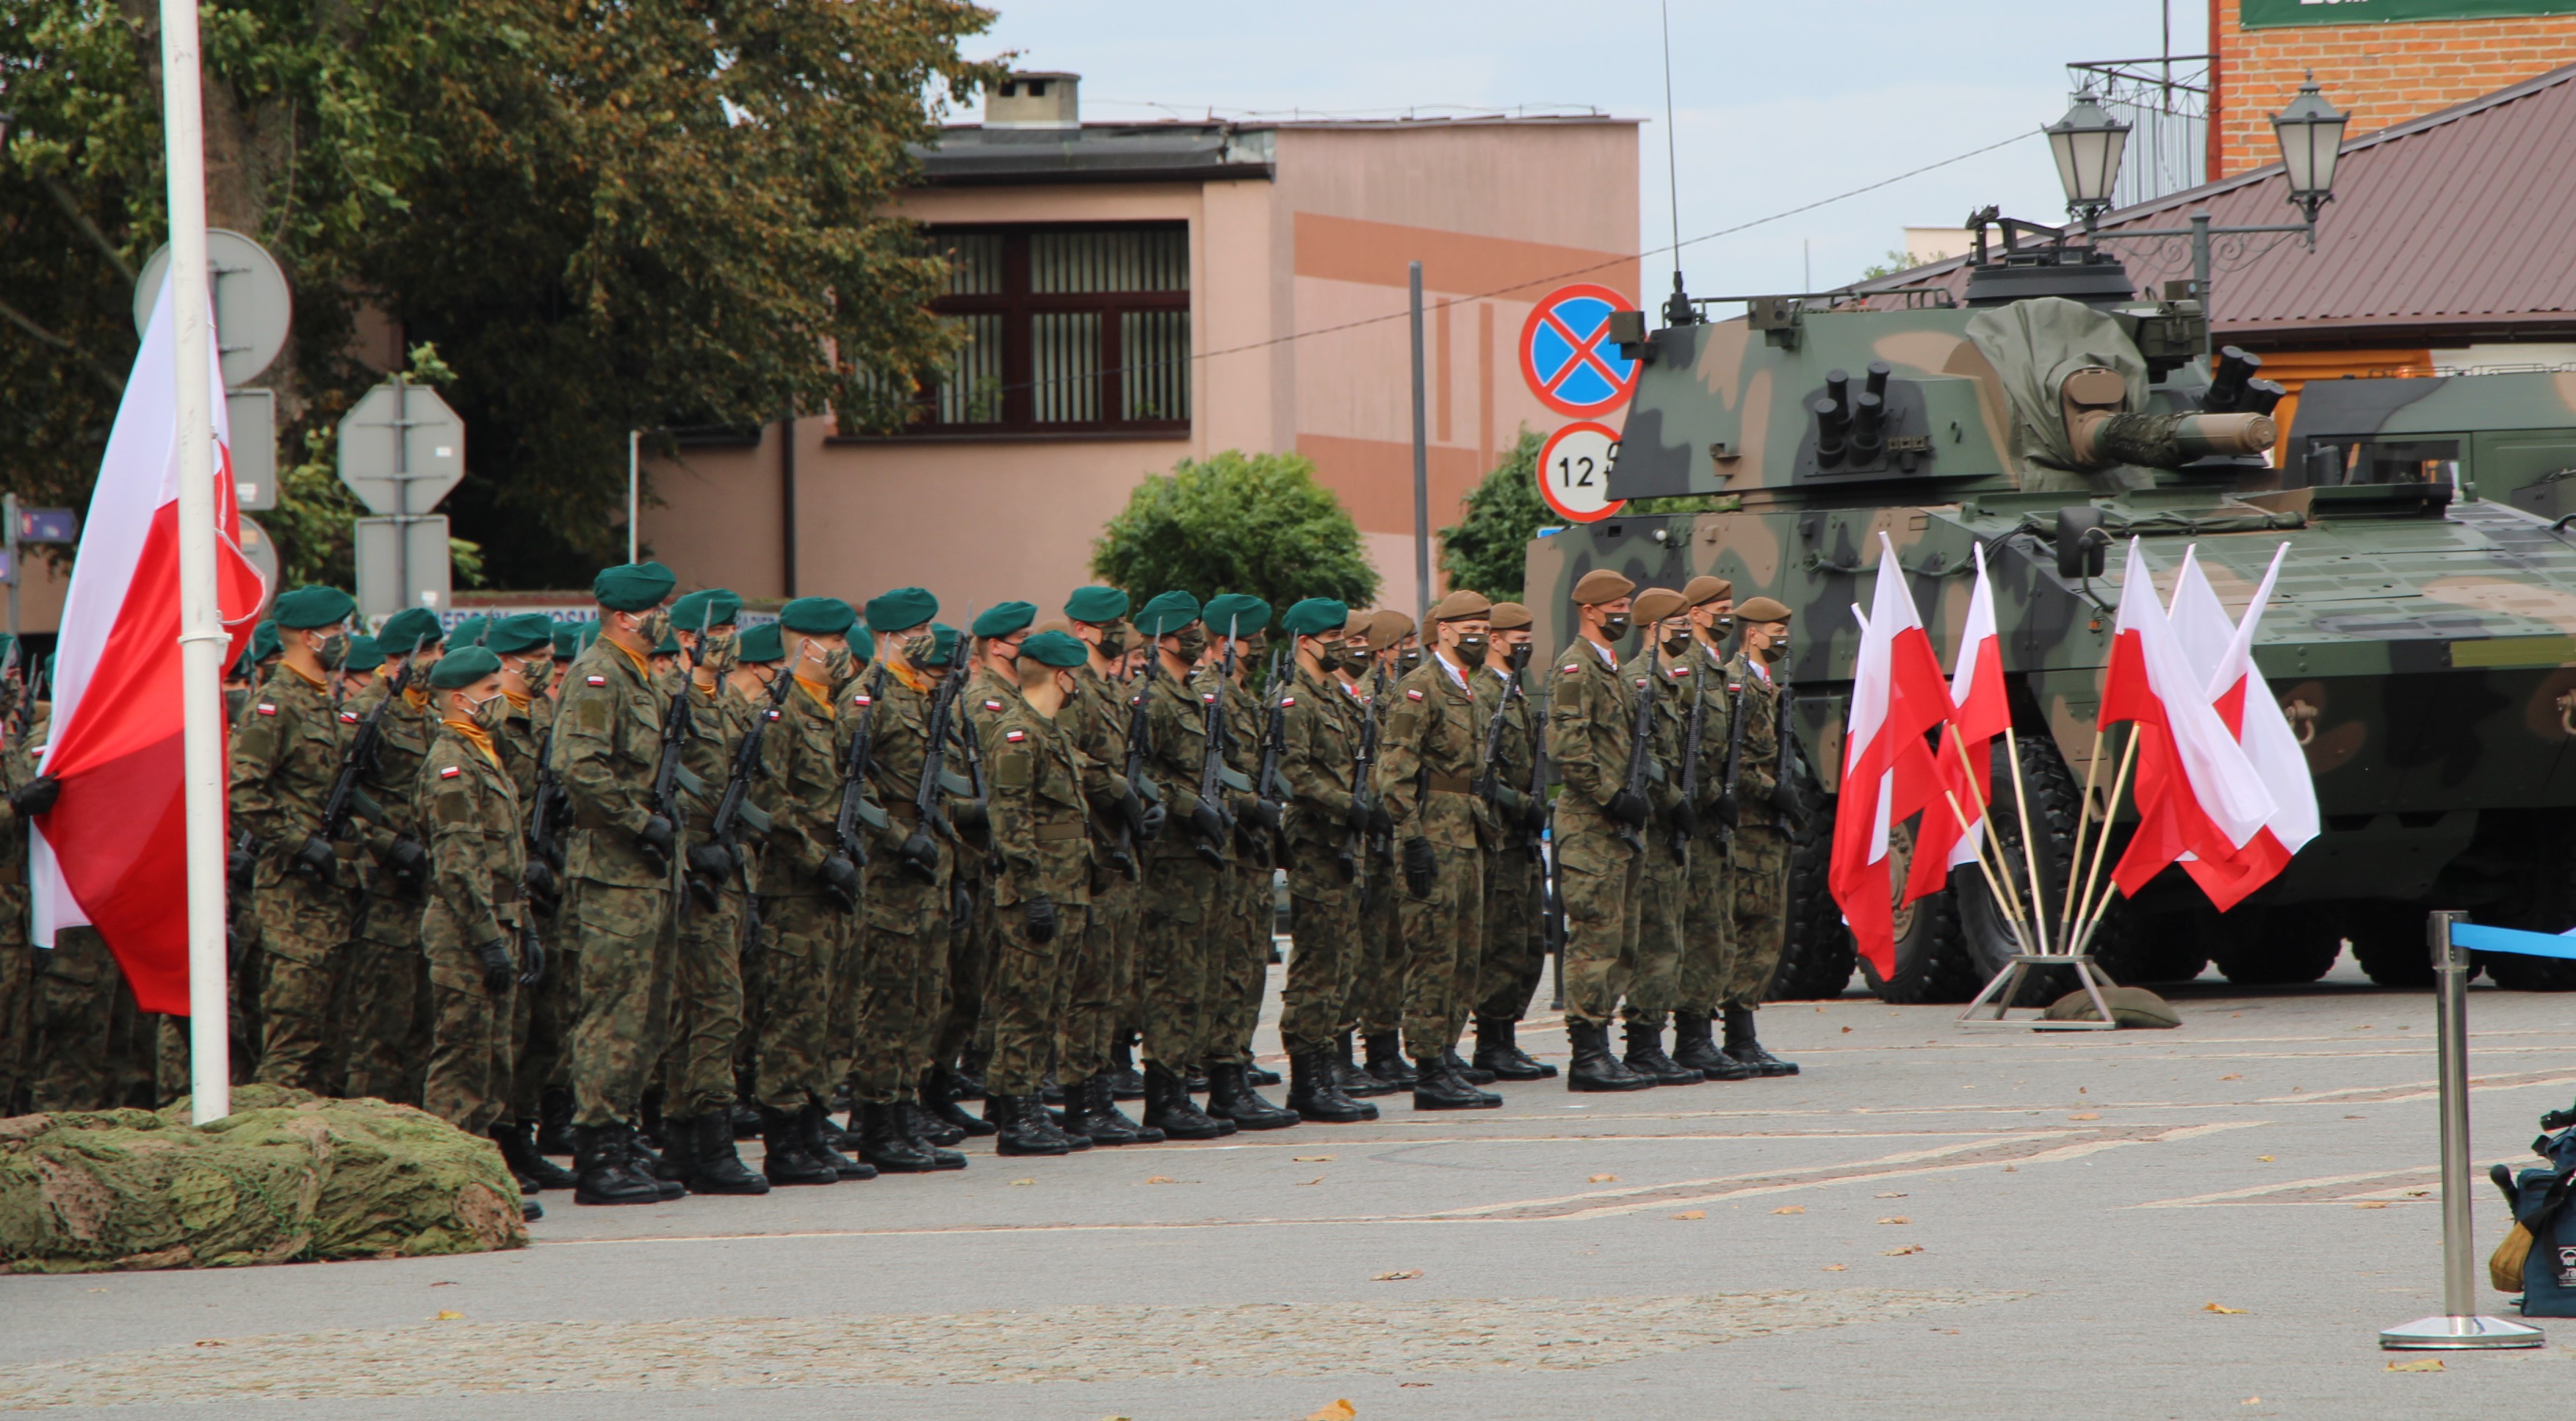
[1488,601,1532,631]
[1036,618,1072,636]
[1429,589,1492,623]
[1572,568,1636,605]
[1684,574,1734,607]
[1631,587,1688,623]
[1368,609,1416,643]
[1735,595,1793,624]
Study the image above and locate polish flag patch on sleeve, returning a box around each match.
[585,675,607,687]
[338,710,359,723]
[1004,729,1027,743]
[851,693,871,707]
[439,764,463,779]
[1560,664,1580,676]
[256,703,278,716]
[1280,696,1296,707]
[983,698,1003,712]
[1404,688,1426,701]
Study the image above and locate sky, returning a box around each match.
[967,0,2211,301]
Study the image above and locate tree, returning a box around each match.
[1438,428,1548,602]
[1861,248,1927,281]
[1089,451,1379,618]
[0,0,997,587]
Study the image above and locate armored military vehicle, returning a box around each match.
[1525,216,2576,999]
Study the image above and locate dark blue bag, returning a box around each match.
[2515,1168,2576,1316]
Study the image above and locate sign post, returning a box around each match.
[339,376,466,621]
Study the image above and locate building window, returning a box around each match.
[878,223,1191,435]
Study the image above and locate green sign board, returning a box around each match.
[2243,0,2576,26]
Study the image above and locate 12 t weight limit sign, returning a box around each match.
[1537,422,1626,524]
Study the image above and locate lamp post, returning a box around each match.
[2056,72,2348,360]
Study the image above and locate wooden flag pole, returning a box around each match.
[2059,725,2107,950]
[1943,721,2034,942]
[1944,788,2033,955]
[2069,725,2142,956]
[2002,727,2053,956]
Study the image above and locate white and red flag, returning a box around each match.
[30,275,267,1013]
[1905,541,2011,903]
[2164,543,2315,909]
[1831,533,1955,975]
[2101,539,2274,899]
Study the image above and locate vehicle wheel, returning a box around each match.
[1855,820,1978,1004]
[2489,822,2576,991]
[2093,908,2208,986]
[2347,905,2436,988]
[1953,731,2121,1007]
[2207,905,2342,985]
[1767,762,1858,1002]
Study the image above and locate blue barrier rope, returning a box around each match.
[2453,923,2576,961]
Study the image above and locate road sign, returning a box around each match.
[354,514,452,622]
[1519,283,1639,419]
[15,507,79,543]
[133,228,293,388]
[233,515,279,618]
[226,389,276,512]
[337,379,465,516]
[1535,422,1627,524]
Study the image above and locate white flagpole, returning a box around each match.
[159,0,230,1122]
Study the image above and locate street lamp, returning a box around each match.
[2273,72,2350,223]
[2046,88,2130,232]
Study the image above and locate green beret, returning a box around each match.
[851,626,876,663]
[428,645,502,691]
[972,601,1037,639]
[447,615,488,648]
[654,629,680,656]
[228,643,253,680]
[271,585,356,631]
[551,625,582,658]
[487,613,556,656]
[1134,590,1201,637]
[593,560,677,612]
[1280,597,1349,637]
[377,606,444,653]
[670,587,743,629]
[1064,586,1131,624]
[1202,593,1270,636]
[251,621,281,662]
[342,634,384,673]
[738,623,784,664]
[919,623,961,668]
[780,596,857,636]
[575,622,601,651]
[865,586,938,634]
[1019,629,1089,669]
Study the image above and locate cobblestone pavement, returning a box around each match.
[7,954,2576,1420]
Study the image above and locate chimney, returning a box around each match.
[984,71,1080,130]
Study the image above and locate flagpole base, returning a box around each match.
[2378,1315,2544,1351]
[1955,953,2124,1030]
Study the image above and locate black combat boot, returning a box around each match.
[1412,1055,1498,1110]
[901,1102,969,1169]
[759,1107,838,1186]
[1566,1021,1656,1093]
[855,1102,939,1174]
[621,1124,688,1199]
[1246,1059,1282,1088]
[520,1197,544,1223]
[990,1094,1070,1157]
[799,1102,874,1179]
[1363,1033,1418,1089]
[638,1086,669,1151]
[495,1120,580,1190]
[1473,1017,1557,1081]
[538,1085,577,1156]
[1205,1062,1300,1130]
[571,1124,661,1206]
[1040,1070,1066,1106]
[1287,1050,1380,1123]
[909,1096,968,1148]
[1084,1076,1161,1144]
[1142,1060,1227,1140]
[952,1049,989,1102]
[1443,1047,1498,1085]
[1722,1005,1799,1077]
[1623,1020,1704,1085]
[1673,1012,1751,1080]
[1108,1035,1146,1100]
[729,1101,762,1139]
[685,1112,771,1196]
[1336,1030,1396,1097]
[928,1069,999,1138]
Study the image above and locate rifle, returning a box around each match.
[1472,665,1515,809]
[696,654,793,913]
[833,667,891,873]
[1775,681,1812,827]
[1671,650,1706,866]
[1252,646,1291,867]
[1346,667,1388,882]
[525,725,568,908]
[1525,674,1551,864]
[646,604,712,908]
[1116,659,1160,877]
[909,651,969,879]
[1716,668,1751,833]
[1614,650,1659,853]
[303,634,430,887]
[1187,616,1241,868]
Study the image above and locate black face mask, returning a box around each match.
[1095,627,1127,659]
[1339,650,1371,676]
[1453,634,1489,662]
[1662,629,1692,657]
[1508,643,1533,673]
[1396,649,1423,676]
[1761,637,1791,663]
[1598,613,1631,642]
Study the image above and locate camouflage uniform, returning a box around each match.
[552,637,679,1129]
[1721,651,1792,1009]
[752,672,854,1115]
[29,926,140,1111]
[340,679,439,1103]
[1471,665,1549,1027]
[1136,665,1227,1070]
[1378,654,1493,1057]
[1059,662,1141,1087]
[979,690,1093,1096]
[496,688,568,1129]
[939,670,1015,1078]
[416,716,526,1133]
[230,664,353,1093]
[1278,663,1365,1057]
[1675,643,1736,1019]
[0,728,37,1113]
[1617,648,1696,1030]
[854,665,960,1108]
[1545,639,1645,1028]
[665,676,766,1121]
[1347,673,1403,1041]
[1207,665,1269,1069]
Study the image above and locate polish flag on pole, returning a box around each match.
[2165,543,2314,909]
[2101,539,2274,898]
[1831,533,1955,975]
[29,274,267,1013]
[1905,541,2011,903]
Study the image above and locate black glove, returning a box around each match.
[1248,797,1284,833]
[516,925,546,987]
[1345,795,1372,834]
[951,797,989,834]
[898,831,941,884]
[1772,778,1809,826]
[1138,798,1167,842]
[818,852,862,911]
[688,840,736,881]
[635,814,675,875]
[1402,834,1437,898]
[1520,792,1551,835]
[1713,790,1741,830]
[1670,800,1700,839]
[1189,797,1228,846]
[290,834,339,887]
[1025,894,1057,944]
[475,937,516,995]
[1368,799,1396,837]
[524,858,560,914]
[1607,788,1652,828]
[386,835,430,892]
[227,842,258,892]
[7,773,60,817]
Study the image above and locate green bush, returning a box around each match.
[1437,428,1549,602]
[1090,451,1379,617]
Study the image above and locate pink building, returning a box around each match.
[640,73,1639,612]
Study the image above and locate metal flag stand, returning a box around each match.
[2378,911,2545,1351]
[1949,722,2121,1031]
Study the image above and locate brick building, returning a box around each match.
[2212,0,2576,176]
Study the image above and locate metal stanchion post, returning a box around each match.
[2380,909,2544,1350]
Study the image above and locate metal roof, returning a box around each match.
[1852,62,2576,348]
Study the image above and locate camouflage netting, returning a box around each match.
[1963,295,2153,490]
[0,1085,525,1273]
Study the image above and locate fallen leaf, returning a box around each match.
[2068,1113,2101,1121]
[2386,1359,2445,1373]
[2002,1165,2018,1173]
[2258,1156,2274,1163]
[2240,1398,2260,1406]
[2204,1302,2247,1315]
[1306,1403,1356,1421]
[1589,1174,1619,1183]
[1144,1176,1177,1185]
[2406,1190,2431,1198]
[1294,1155,1337,1163]
[1672,1210,1706,1220]
[428,1281,456,1287]
[1821,1264,1847,1272]
[1875,1192,1908,1199]
[1881,1244,1924,1256]
[192,1340,223,1348]
[1400,1381,1433,1387]
[1010,1178,1036,1186]
[433,1310,463,1321]
[1772,1205,1805,1215]
[2219,1074,2241,1081]
[1296,1176,1326,1186]
[2353,1201,2388,1210]
[1841,1026,1852,1033]
[1878,1216,1912,1225]
[1372,1270,1422,1282]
